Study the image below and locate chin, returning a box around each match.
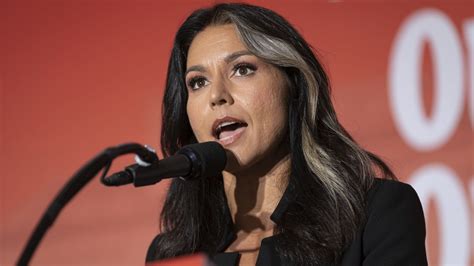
[224,149,242,174]
[223,147,265,175]
[223,148,245,173]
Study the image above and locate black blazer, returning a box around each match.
[146,179,428,265]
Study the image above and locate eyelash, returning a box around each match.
[186,62,258,91]
[187,76,207,91]
[232,63,257,77]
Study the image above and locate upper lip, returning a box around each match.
[211,116,247,139]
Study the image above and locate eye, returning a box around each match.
[187,76,209,90]
[233,63,257,77]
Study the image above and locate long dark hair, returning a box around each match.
[153,3,395,264]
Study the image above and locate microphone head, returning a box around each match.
[177,141,227,180]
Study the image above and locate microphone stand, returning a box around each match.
[16,143,157,266]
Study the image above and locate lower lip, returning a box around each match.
[217,127,246,146]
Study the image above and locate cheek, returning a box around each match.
[249,83,289,139]
[186,100,206,140]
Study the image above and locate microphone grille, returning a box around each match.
[178,141,227,179]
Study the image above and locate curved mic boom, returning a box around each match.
[103,141,227,187]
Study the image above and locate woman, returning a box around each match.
[146,3,427,265]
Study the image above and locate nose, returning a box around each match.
[209,77,234,108]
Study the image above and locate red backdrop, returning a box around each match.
[2,1,472,265]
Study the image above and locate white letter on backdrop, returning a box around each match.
[410,164,469,265]
[389,9,464,151]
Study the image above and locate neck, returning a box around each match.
[222,149,291,234]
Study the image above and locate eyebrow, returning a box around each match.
[185,50,253,76]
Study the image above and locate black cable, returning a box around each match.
[16,143,157,266]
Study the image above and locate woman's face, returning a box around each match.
[185,24,289,173]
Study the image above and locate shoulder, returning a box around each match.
[361,178,427,265]
[366,178,426,229]
[367,178,423,216]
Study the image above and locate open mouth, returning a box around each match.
[215,121,247,140]
[212,118,248,144]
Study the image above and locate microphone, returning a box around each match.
[102,141,227,187]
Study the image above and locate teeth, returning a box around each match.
[218,121,238,130]
[215,121,240,139]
